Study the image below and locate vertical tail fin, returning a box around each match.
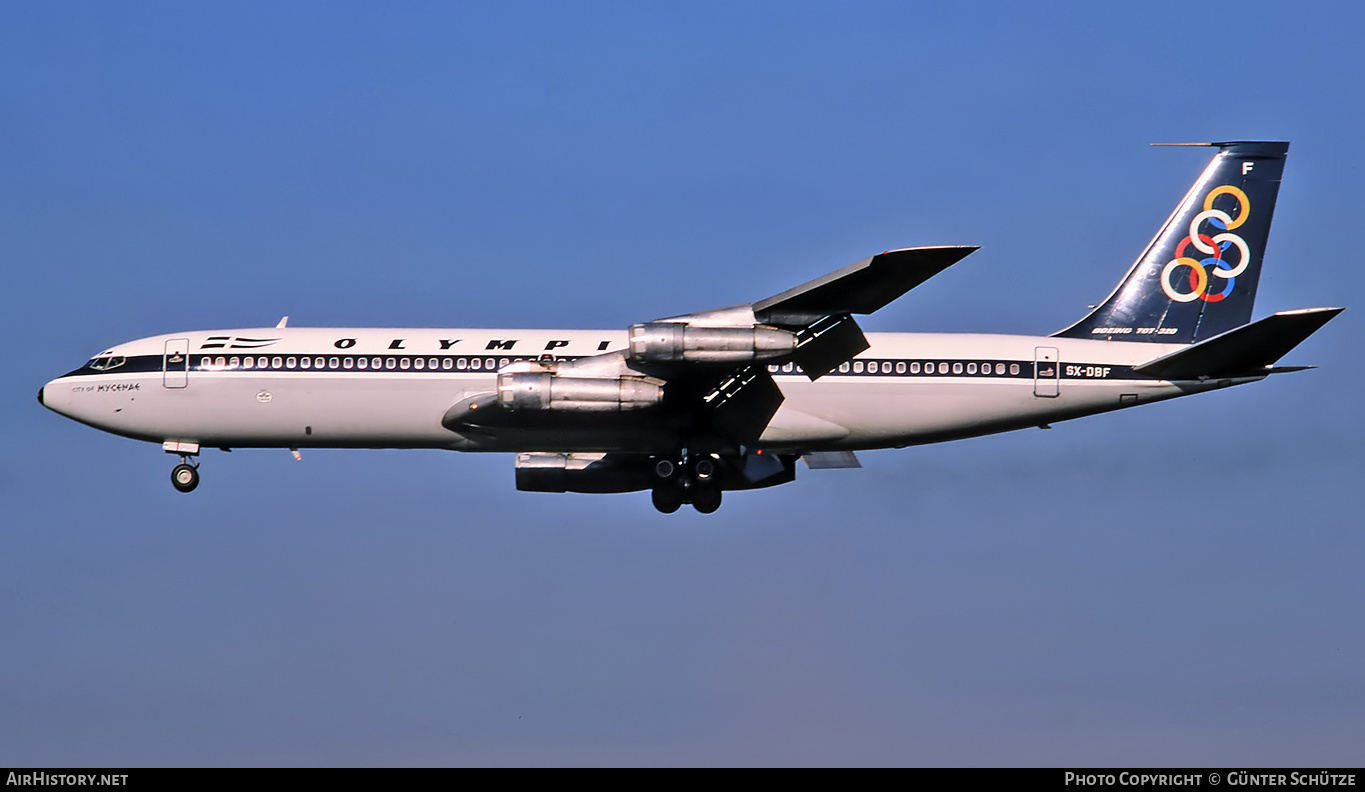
[1054,141,1288,343]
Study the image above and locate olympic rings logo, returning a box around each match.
[1160,185,1251,303]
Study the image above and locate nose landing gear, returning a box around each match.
[170,457,200,493]
[650,453,723,514]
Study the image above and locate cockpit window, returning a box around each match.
[88,356,126,372]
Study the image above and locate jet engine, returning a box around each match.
[515,453,655,493]
[497,373,663,412]
[627,322,796,365]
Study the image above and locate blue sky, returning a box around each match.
[3,1,1363,766]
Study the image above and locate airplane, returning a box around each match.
[38,141,1341,514]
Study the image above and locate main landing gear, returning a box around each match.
[650,454,723,515]
[170,457,200,493]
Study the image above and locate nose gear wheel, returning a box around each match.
[171,460,200,493]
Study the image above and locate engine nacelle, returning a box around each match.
[497,373,663,412]
[515,453,654,493]
[627,322,796,365]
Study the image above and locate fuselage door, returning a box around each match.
[1034,346,1059,397]
[164,339,189,388]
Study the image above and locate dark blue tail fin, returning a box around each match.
[1054,141,1288,343]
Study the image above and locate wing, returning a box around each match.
[444,245,978,449]
[646,245,977,379]
[752,245,979,327]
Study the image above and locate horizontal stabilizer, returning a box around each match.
[753,246,977,327]
[802,451,862,469]
[1134,307,1343,380]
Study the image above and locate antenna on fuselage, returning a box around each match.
[276,316,289,328]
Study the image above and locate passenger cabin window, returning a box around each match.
[414,358,425,370]
[329,357,339,369]
[442,358,452,370]
[853,361,863,373]
[967,363,977,374]
[838,362,850,373]
[385,358,396,370]
[458,358,468,370]
[996,363,1005,375]
[400,358,411,370]
[1009,363,1020,375]
[300,357,311,369]
[911,362,921,374]
[357,358,367,369]
[896,362,906,374]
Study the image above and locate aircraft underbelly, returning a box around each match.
[773,376,1185,449]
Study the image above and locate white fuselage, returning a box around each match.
[40,326,1254,455]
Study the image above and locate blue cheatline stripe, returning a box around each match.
[58,353,1154,381]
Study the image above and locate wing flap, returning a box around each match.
[792,314,869,379]
[802,451,862,469]
[702,365,786,445]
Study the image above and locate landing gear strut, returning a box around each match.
[171,457,200,493]
[650,453,723,514]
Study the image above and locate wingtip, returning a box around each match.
[1272,306,1346,318]
[878,244,979,253]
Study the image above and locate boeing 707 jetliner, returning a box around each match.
[39,142,1340,513]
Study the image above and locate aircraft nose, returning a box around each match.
[39,377,85,421]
